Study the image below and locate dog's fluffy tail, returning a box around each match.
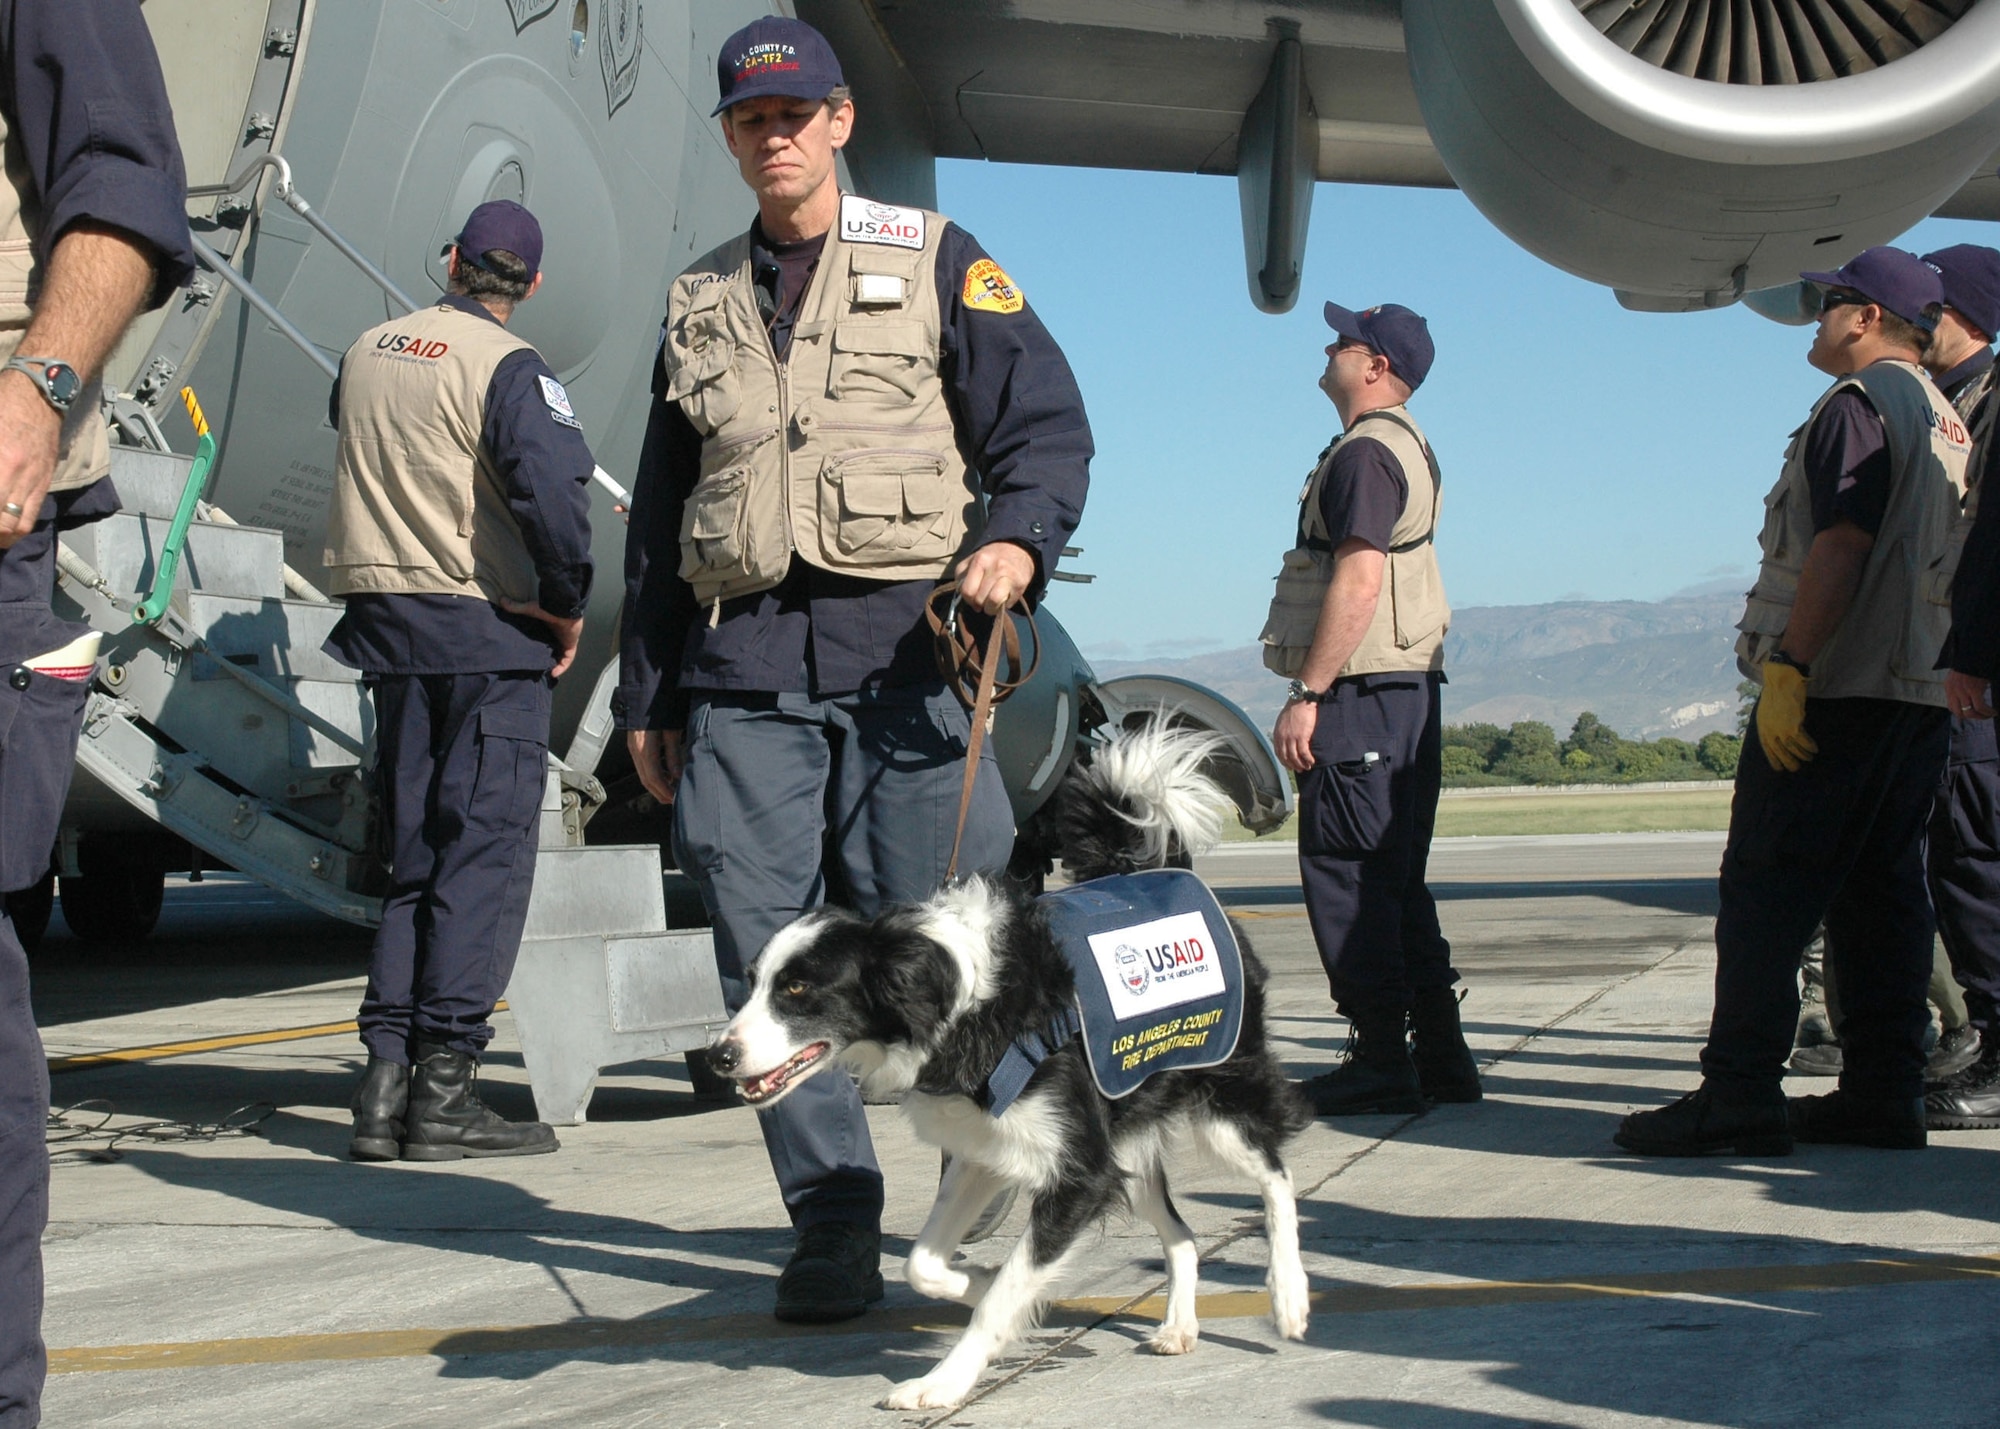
[1055,720,1231,882]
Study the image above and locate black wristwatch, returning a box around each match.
[1285,678,1323,704]
[4,357,82,413]
[1767,649,1812,679]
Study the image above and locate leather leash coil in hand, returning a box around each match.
[926,580,1040,882]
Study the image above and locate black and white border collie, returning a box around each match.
[708,725,1313,1411]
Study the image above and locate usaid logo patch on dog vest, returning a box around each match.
[1042,869,1244,1099]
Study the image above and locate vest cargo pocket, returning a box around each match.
[1257,546,1331,677]
[828,319,930,404]
[822,451,955,558]
[1389,554,1445,650]
[1734,593,1793,675]
[680,467,756,584]
[666,305,743,433]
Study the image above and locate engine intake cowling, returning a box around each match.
[1401,0,2000,309]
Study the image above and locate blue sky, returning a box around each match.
[934,161,1995,664]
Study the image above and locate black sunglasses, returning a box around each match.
[1820,289,1873,314]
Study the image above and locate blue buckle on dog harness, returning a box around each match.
[980,869,1244,1115]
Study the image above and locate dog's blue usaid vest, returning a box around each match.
[981,869,1245,1113]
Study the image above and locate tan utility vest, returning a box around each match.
[323,303,541,604]
[1259,406,1449,678]
[1735,360,1972,704]
[660,195,977,609]
[1931,362,1999,603]
[0,105,110,494]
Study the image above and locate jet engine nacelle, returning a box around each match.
[1401,0,2000,312]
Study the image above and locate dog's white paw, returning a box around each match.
[880,1371,974,1411]
[1270,1270,1310,1341]
[1145,1322,1200,1355]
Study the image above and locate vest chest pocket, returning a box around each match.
[665,304,743,433]
[828,320,931,404]
[1758,480,1796,561]
[821,451,956,559]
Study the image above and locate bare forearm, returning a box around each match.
[18,226,158,378]
[1781,522,1875,664]
[1298,542,1386,689]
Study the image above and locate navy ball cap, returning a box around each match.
[1323,302,1435,392]
[1922,244,2000,341]
[1801,246,1943,332]
[714,17,844,117]
[448,200,542,275]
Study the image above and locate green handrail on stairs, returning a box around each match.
[131,386,217,627]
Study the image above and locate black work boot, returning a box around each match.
[1926,1046,2000,1130]
[348,1057,409,1162]
[1925,1025,1982,1085]
[402,1040,560,1161]
[774,1222,885,1324]
[1788,1088,1926,1148]
[1409,987,1482,1104]
[1614,1083,1792,1157]
[1300,1005,1426,1117]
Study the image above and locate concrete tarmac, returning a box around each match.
[27,832,2000,1428]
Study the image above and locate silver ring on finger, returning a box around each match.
[1,501,22,517]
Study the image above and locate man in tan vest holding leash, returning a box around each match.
[1619,247,1969,1157]
[1260,302,1479,1118]
[615,17,1090,1324]
[323,200,595,1164]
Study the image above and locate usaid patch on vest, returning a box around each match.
[539,374,581,429]
[840,194,925,250]
[1041,869,1245,1099]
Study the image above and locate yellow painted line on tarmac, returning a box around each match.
[45,1004,509,1074]
[48,1252,2000,1374]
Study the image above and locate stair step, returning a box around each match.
[107,446,199,520]
[66,512,286,605]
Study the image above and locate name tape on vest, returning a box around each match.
[1088,911,1226,1019]
[539,374,581,429]
[962,259,1024,315]
[840,194,925,251]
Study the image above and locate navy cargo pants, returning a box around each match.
[673,684,1012,1231]
[359,673,550,1062]
[1298,672,1457,1015]
[1706,696,1948,1101]
[1927,714,2000,1041]
[0,502,97,1429]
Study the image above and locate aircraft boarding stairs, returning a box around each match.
[50,444,728,1124]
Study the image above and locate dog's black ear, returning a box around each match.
[865,927,959,1029]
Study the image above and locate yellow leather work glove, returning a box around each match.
[1756,659,1817,772]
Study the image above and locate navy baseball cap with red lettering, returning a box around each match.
[713,17,844,117]
[1323,302,1435,392]
[1921,244,2000,341]
[446,200,543,275]
[1801,246,1943,332]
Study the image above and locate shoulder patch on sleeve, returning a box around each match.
[539,374,582,429]
[962,258,1024,315]
[839,193,925,250]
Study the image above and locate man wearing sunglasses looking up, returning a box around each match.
[1618,247,1971,1157]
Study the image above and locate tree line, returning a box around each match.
[1441,711,1742,786]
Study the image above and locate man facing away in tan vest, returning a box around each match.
[1258,302,1479,1119]
[321,200,595,1165]
[613,16,1091,1324]
[1618,247,1970,1158]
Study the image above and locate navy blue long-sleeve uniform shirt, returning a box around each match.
[323,295,596,676]
[1938,348,2000,679]
[614,219,1092,731]
[1,0,196,302]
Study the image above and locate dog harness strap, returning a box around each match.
[931,580,1038,884]
[981,1007,1083,1116]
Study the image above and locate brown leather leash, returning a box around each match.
[926,580,1040,882]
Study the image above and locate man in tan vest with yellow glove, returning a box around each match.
[1618,247,1969,1157]
[1260,302,1477,1118]
[323,200,595,1164]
